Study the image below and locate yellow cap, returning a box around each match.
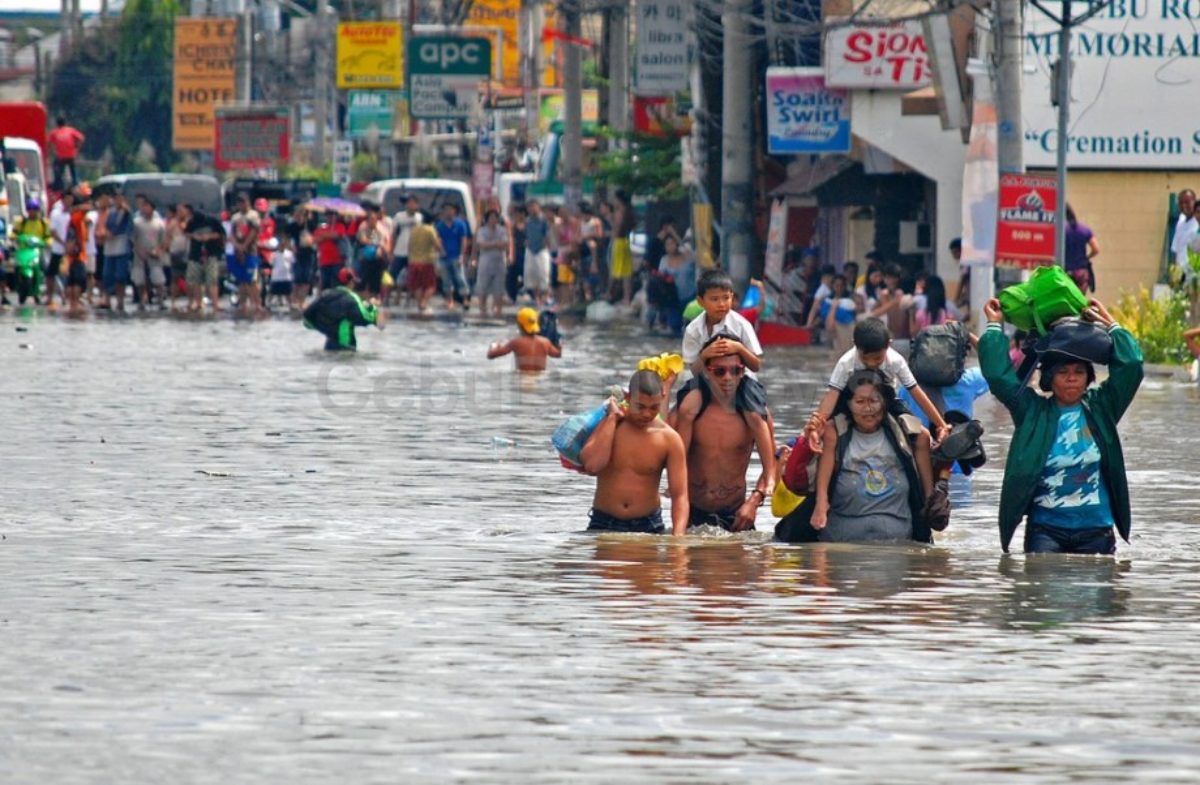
[637,353,685,380]
[516,307,540,334]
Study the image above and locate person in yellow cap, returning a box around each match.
[487,306,562,371]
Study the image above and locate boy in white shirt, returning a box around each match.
[268,235,295,310]
[804,318,949,453]
[674,270,774,490]
[681,269,763,375]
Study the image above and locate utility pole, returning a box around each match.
[995,0,1023,174]
[720,0,754,289]
[520,0,540,143]
[313,1,331,168]
[59,0,70,55]
[561,2,583,207]
[1029,0,1109,265]
[607,1,629,140]
[239,6,254,103]
[1053,0,1071,267]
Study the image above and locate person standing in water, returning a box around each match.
[979,296,1142,554]
[580,370,689,535]
[487,307,561,371]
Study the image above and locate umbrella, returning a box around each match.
[303,196,366,216]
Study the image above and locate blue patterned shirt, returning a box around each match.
[1030,404,1114,529]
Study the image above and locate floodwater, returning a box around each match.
[2,308,1200,784]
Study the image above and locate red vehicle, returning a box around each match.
[0,101,50,197]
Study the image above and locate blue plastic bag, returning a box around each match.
[552,402,610,471]
[740,286,761,309]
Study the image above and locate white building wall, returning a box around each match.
[850,90,965,283]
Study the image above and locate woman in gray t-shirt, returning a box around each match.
[811,370,935,543]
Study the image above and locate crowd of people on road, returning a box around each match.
[1,184,654,323]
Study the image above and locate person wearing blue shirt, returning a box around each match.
[435,203,471,311]
[898,365,990,476]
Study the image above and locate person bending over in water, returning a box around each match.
[580,370,689,535]
[487,306,562,371]
[674,350,775,532]
[302,268,385,351]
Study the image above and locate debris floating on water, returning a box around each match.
[195,469,232,477]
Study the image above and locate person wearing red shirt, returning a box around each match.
[314,209,348,291]
[48,116,86,191]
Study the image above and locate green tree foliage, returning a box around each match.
[48,0,180,172]
[592,132,685,201]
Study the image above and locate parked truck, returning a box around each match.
[0,102,50,200]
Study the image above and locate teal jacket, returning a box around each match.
[979,322,1144,552]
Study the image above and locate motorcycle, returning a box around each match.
[12,234,45,305]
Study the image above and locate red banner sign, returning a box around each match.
[633,96,692,138]
[995,173,1057,268]
[214,107,290,171]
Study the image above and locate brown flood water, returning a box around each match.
[2,309,1200,783]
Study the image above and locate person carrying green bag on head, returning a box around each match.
[997,265,1087,335]
[979,296,1143,555]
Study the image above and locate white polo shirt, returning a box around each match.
[682,310,763,378]
[827,346,918,392]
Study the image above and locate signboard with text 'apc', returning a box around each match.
[407,36,492,119]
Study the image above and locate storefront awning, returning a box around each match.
[769,157,856,198]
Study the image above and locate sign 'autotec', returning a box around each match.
[1023,2,1200,169]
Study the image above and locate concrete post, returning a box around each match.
[995,0,1023,175]
[313,1,330,168]
[720,0,754,290]
[562,6,584,207]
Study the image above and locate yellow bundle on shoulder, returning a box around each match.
[637,353,685,380]
[771,481,805,518]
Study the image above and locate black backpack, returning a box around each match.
[909,321,968,387]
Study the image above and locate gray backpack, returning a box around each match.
[909,321,968,388]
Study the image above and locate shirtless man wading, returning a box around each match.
[674,352,775,532]
[581,370,689,535]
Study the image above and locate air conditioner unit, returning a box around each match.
[899,221,932,254]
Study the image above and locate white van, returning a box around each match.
[360,178,477,232]
[495,172,535,217]
[2,137,46,201]
[93,173,224,215]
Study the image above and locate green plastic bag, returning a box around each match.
[998,266,1087,334]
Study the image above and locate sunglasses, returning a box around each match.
[707,365,745,379]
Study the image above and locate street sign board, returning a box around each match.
[408,36,492,119]
[634,0,688,95]
[347,90,401,139]
[472,160,495,201]
[337,22,404,89]
[823,18,931,90]
[214,105,290,171]
[173,18,237,151]
[765,67,851,155]
[333,140,354,186]
[995,173,1057,268]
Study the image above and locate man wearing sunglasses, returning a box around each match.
[580,370,690,535]
[674,351,775,532]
